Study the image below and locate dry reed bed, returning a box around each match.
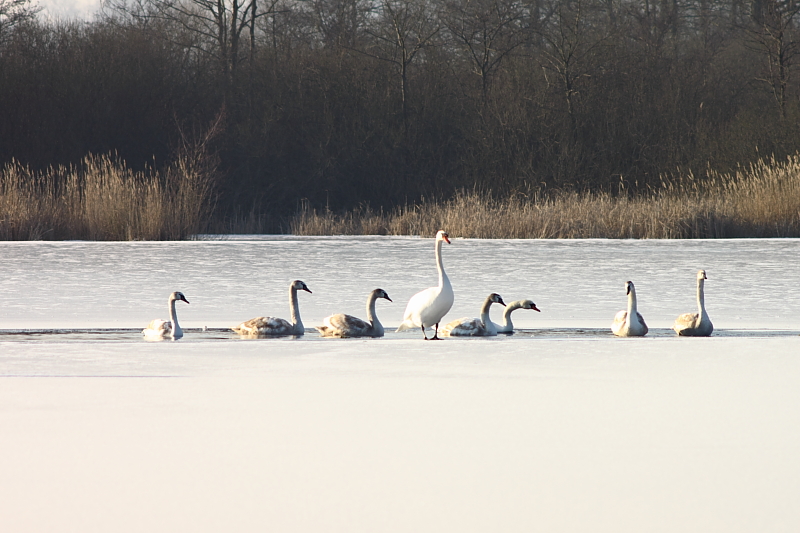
[1,153,214,240]
[291,154,800,239]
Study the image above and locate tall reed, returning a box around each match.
[0,152,215,240]
[290,154,800,239]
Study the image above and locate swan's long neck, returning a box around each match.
[366,293,383,335]
[435,238,450,290]
[627,287,641,326]
[501,301,523,329]
[290,286,303,330]
[480,298,497,334]
[628,287,638,315]
[169,297,182,337]
[696,278,706,316]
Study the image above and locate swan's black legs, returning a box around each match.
[422,323,443,340]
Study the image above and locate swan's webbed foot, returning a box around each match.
[429,323,442,340]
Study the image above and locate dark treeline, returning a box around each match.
[1,0,800,230]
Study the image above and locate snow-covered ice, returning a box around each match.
[1,237,798,532]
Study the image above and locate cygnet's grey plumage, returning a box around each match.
[316,288,392,338]
[442,293,506,337]
[233,280,311,336]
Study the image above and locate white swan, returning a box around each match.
[395,230,454,340]
[611,281,648,337]
[142,291,190,339]
[442,293,506,337]
[316,288,392,338]
[232,280,311,336]
[673,269,713,336]
[493,299,541,334]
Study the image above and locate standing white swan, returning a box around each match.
[396,230,454,340]
[493,299,541,334]
[143,291,190,339]
[442,293,506,337]
[232,280,312,336]
[316,288,392,338]
[673,270,713,336]
[611,281,648,337]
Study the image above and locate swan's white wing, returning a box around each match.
[673,312,712,336]
[441,317,488,337]
[401,287,438,324]
[611,310,628,336]
[673,312,700,332]
[233,316,294,335]
[143,319,171,337]
[420,287,454,328]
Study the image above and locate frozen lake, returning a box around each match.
[1,237,799,532]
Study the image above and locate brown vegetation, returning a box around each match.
[0,152,215,240]
[2,0,800,230]
[290,154,800,239]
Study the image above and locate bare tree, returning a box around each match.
[105,0,277,100]
[745,0,800,117]
[358,0,441,121]
[534,0,615,184]
[439,0,530,102]
[0,0,40,45]
[307,0,371,48]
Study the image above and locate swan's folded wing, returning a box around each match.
[636,312,648,331]
[233,316,292,335]
[401,287,435,322]
[144,319,171,335]
[316,314,373,337]
[442,317,483,336]
[328,313,370,333]
[612,310,628,324]
[611,310,627,334]
[673,312,699,331]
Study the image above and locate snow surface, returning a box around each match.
[1,237,799,532]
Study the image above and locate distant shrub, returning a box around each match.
[0,152,215,240]
[289,154,800,239]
